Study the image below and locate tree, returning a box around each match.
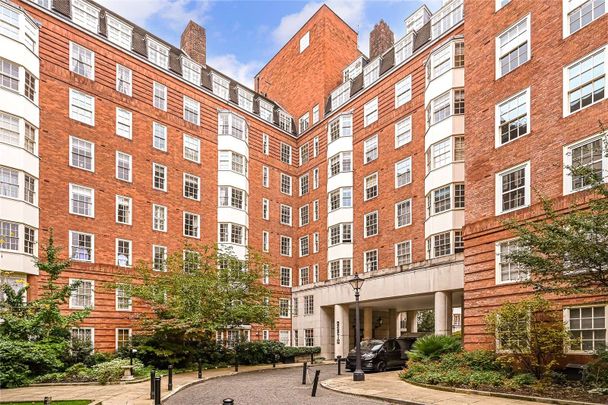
[504,126,608,295]
[0,229,89,342]
[117,244,277,355]
[417,310,435,333]
[485,296,571,379]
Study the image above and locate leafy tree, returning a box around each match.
[504,127,608,295]
[485,296,571,379]
[117,244,277,365]
[0,229,89,341]
[417,310,435,333]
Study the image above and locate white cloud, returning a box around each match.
[95,0,210,31]
[207,54,262,90]
[272,0,366,45]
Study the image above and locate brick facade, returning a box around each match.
[369,20,394,60]
[463,0,608,352]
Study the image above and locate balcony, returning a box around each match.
[424,209,464,239]
[425,161,464,194]
[425,114,464,148]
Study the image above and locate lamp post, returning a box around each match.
[349,273,365,382]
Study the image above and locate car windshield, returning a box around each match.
[358,340,384,351]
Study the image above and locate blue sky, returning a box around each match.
[96,0,442,88]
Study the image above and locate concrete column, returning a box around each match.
[434,291,452,336]
[363,307,373,339]
[406,310,417,333]
[388,309,397,338]
[320,306,333,359]
[334,304,350,358]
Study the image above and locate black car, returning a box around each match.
[345,336,418,372]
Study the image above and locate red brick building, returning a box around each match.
[463,0,608,356]
[1,0,605,359]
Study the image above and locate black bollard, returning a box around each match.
[311,370,321,397]
[223,399,234,405]
[150,370,156,399]
[154,376,161,405]
[310,352,314,364]
[198,360,203,379]
[168,364,173,391]
[234,354,239,372]
[337,355,342,375]
[43,397,52,405]
[272,353,276,368]
[301,362,307,385]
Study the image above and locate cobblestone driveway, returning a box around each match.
[165,364,389,405]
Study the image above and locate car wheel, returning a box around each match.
[375,361,386,372]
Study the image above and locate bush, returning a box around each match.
[584,349,608,388]
[510,373,537,386]
[280,346,321,359]
[92,358,145,385]
[466,370,504,388]
[408,335,461,361]
[0,339,66,388]
[461,350,500,371]
[235,341,284,365]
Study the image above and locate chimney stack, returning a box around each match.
[180,20,206,66]
[369,19,394,60]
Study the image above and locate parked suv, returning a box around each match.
[345,336,418,372]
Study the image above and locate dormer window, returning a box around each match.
[431,0,464,40]
[71,0,99,33]
[279,111,292,132]
[147,38,169,69]
[331,81,350,110]
[238,87,253,112]
[259,99,273,122]
[182,58,201,85]
[363,58,380,87]
[394,35,413,65]
[343,58,363,82]
[212,74,230,100]
[107,15,132,50]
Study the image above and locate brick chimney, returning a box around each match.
[369,19,394,60]
[180,21,206,66]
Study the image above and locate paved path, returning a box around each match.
[0,363,303,405]
[322,371,540,405]
[165,364,388,405]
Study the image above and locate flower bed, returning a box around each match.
[400,350,608,404]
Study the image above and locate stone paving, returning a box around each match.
[164,364,387,405]
[322,371,541,405]
[0,363,303,405]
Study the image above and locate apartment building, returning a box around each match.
[463,0,608,359]
[2,0,605,360]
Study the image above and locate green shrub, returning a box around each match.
[408,335,461,361]
[235,341,284,365]
[466,371,504,388]
[510,373,537,386]
[461,350,500,371]
[92,358,144,385]
[0,339,66,388]
[280,346,320,358]
[584,349,608,388]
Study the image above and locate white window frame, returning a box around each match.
[395,75,412,107]
[563,46,607,117]
[147,37,169,69]
[153,122,167,152]
[152,163,167,192]
[564,305,608,353]
[395,116,412,148]
[183,96,200,126]
[300,31,310,52]
[69,42,95,80]
[364,211,379,238]
[152,204,167,232]
[71,0,99,33]
[495,87,531,148]
[495,238,529,285]
[363,97,379,127]
[183,211,201,239]
[182,57,201,85]
[115,151,132,183]
[69,136,95,172]
[107,15,132,50]
[115,195,132,225]
[115,107,132,139]
[183,173,200,201]
[395,199,412,229]
[183,134,201,163]
[563,0,606,37]
[395,157,412,188]
[364,135,378,164]
[364,249,379,272]
[69,89,95,126]
[563,132,608,194]
[395,240,412,266]
[69,183,94,218]
[495,14,531,79]
[153,82,167,111]
[115,238,132,267]
[495,161,531,215]
[116,64,132,96]
[69,278,94,309]
[69,231,94,263]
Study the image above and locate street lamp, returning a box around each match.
[349,273,365,382]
